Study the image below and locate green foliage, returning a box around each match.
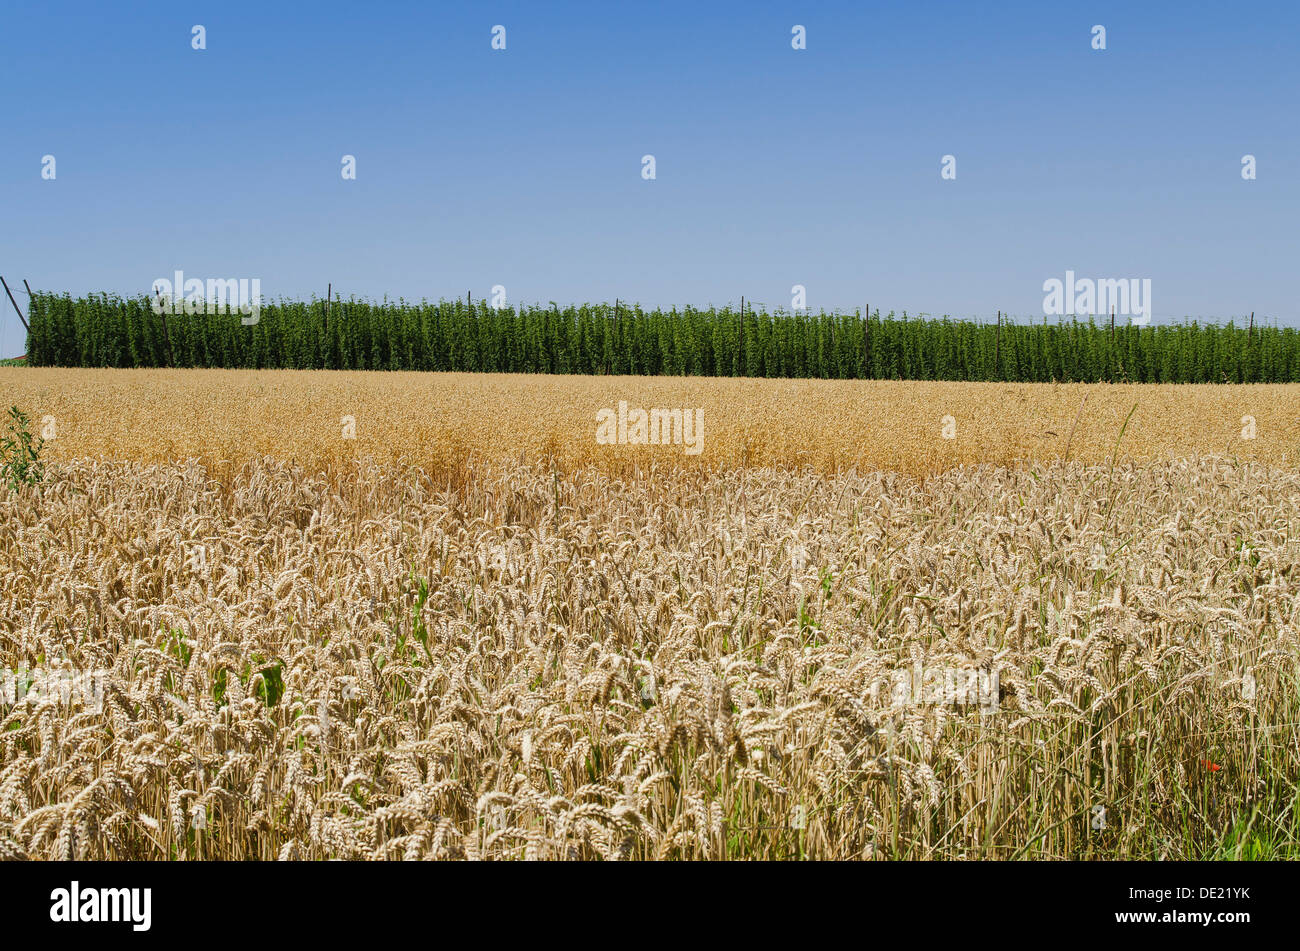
[254,661,285,707]
[212,656,284,708]
[1,406,45,490]
[24,292,1300,383]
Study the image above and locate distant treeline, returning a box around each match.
[23,292,1299,383]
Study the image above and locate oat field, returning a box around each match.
[2,369,1299,859]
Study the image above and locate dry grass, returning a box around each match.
[1,452,1297,860]
[5,368,1300,476]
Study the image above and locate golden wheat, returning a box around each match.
[1,452,1297,859]
[4,368,1300,476]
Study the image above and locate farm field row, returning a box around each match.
[5,367,1299,859]
[3,453,1296,859]
[4,367,1300,476]
[28,292,1300,383]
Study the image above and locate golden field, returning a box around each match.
[1,368,1299,860]
[4,367,1300,475]
[1,455,1297,859]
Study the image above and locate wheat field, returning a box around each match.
[2,368,1299,859]
[4,368,1300,475]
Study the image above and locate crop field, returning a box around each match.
[2,368,1299,860]
[27,292,1300,383]
[2,453,1299,859]
[5,367,1300,476]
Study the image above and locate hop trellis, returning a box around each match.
[23,291,1299,383]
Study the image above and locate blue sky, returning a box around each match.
[1,1,1296,357]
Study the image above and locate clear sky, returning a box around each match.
[1,1,1296,357]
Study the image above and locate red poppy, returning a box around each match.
[1200,759,1222,772]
